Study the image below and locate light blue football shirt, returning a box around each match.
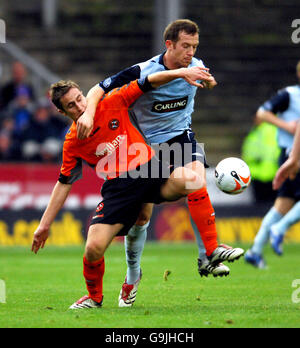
[260,85,300,152]
[100,53,206,143]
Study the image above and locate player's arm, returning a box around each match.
[115,66,215,107]
[147,66,213,88]
[77,66,141,140]
[76,85,105,140]
[289,122,300,162]
[273,122,300,190]
[256,109,298,135]
[31,182,72,254]
[256,89,297,134]
[32,140,82,254]
[201,75,217,89]
[196,59,217,89]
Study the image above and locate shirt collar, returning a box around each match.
[158,52,169,70]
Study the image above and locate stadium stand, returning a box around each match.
[1,0,300,164]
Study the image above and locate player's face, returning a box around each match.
[167,31,199,68]
[60,88,87,122]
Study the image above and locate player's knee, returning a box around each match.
[135,214,151,226]
[135,205,153,226]
[173,167,204,196]
[85,242,104,262]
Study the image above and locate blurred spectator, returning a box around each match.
[0,61,35,110]
[242,115,280,203]
[6,86,34,135]
[1,116,15,134]
[0,130,21,161]
[20,97,66,162]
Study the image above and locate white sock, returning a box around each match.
[271,201,300,237]
[125,222,149,284]
[190,218,208,261]
[252,207,282,255]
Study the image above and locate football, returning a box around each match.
[215,157,251,194]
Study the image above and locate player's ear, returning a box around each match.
[57,108,67,117]
[165,40,174,50]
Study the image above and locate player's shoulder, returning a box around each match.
[191,57,206,68]
[135,54,164,73]
[63,124,78,147]
[285,85,300,95]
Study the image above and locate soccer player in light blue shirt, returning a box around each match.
[245,61,300,268]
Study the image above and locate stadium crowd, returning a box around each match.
[0,61,70,162]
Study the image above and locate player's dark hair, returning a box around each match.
[49,80,80,111]
[163,19,199,42]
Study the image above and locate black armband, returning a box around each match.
[137,76,154,93]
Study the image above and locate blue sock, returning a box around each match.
[252,207,282,255]
[190,218,208,261]
[271,201,300,237]
[125,222,148,284]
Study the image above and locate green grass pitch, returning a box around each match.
[0,242,300,328]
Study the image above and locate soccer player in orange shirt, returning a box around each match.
[77,20,245,307]
[31,66,215,309]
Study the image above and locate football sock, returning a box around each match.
[190,218,207,261]
[187,187,218,256]
[83,256,105,303]
[271,201,300,237]
[125,222,149,284]
[252,207,283,255]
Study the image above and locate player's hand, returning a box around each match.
[273,157,300,190]
[76,112,94,140]
[183,67,213,88]
[201,76,217,89]
[31,226,49,254]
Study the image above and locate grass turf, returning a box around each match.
[0,242,300,328]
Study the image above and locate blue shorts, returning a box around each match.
[277,149,300,201]
[154,129,208,170]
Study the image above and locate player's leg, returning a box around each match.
[185,160,244,265]
[160,165,204,199]
[245,197,294,268]
[70,223,123,309]
[185,160,217,255]
[119,165,204,307]
[169,131,242,269]
[168,132,210,261]
[269,172,300,255]
[125,203,153,284]
[118,166,203,308]
[192,222,229,277]
[270,199,299,255]
[119,204,153,307]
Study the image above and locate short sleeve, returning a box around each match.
[101,80,144,109]
[58,141,83,184]
[99,65,141,93]
[261,89,290,114]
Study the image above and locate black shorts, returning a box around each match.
[154,129,208,170]
[90,157,168,236]
[277,148,300,201]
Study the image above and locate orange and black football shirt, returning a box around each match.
[59,78,155,184]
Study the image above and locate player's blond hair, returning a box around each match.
[297,61,300,72]
[163,19,199,42]
[49,80,80,111]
